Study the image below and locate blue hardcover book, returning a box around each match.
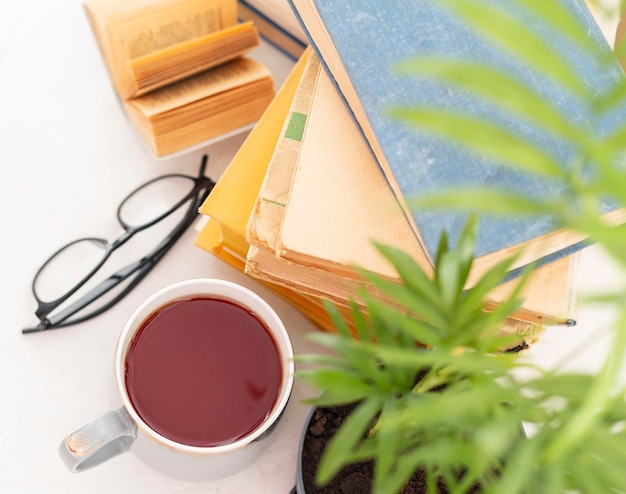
[288,0,626,283]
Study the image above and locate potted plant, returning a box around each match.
[291,1,626,493]
[295,217,626,493]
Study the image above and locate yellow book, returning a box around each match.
[196,47,312,259]
[196,222,344,331]
[193,47,354,332]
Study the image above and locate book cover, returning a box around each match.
[277,59,428,279]
[238,0,307,44]
[288,0,626,283]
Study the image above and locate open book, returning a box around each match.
[288,0,626,285]
[84,0,275,157]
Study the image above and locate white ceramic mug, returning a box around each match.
[59,278,294,481]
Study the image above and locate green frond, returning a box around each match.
[390,106,567,179]
[436,0,591,97]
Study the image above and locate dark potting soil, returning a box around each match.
[299,403,483,494]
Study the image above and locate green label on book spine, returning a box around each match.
[284,112,307,141]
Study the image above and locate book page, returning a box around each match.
[124,57,271,117]
[128,21,260,96]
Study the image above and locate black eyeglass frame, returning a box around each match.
[23,155,215,334]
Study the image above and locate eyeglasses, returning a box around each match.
[23,155,215,334]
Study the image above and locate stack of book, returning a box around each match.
[85,0,276,157]
[237,0,307,60]
[195,1,626,341]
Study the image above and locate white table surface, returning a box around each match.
[1,1,624,493]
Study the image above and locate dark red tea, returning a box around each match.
[124,296,283,447]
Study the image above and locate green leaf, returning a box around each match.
[390,106,566,179]
[455,215,478,270]
[372,242,441,306]
[395,57,585,146]
[596,72,626,113]
[294,353,353,369]
[585,432,626,478]
[348,299,370,342]
[407,187,552,219]
[316,398,382,485]
[436,0,589,97]
[458,257,518,318]
[323,300,353,339]
[358,272,448,332]
[297,368,373,405]
[435,251,465,311]
[358,296,443,347]
[541,460,565,494]
[372,398,400,493]
[305,331,352,354]
[365,296,404,347]
[491,438,539,494]
[518,0,612,64]
[529,372,595,402]
[542,312,626,463]
[306,333,396,392]
[568,452,609,493]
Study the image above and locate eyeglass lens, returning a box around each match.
[119,175,196,228]
[33,174,197,306]
[34,239,109,303]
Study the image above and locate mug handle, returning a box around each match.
[59,407,137,472]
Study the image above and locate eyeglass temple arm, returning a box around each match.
[198,154,208,176]
[22,256,153,334]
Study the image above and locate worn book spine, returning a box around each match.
[245,53,320,252]
[197,47,312,245]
